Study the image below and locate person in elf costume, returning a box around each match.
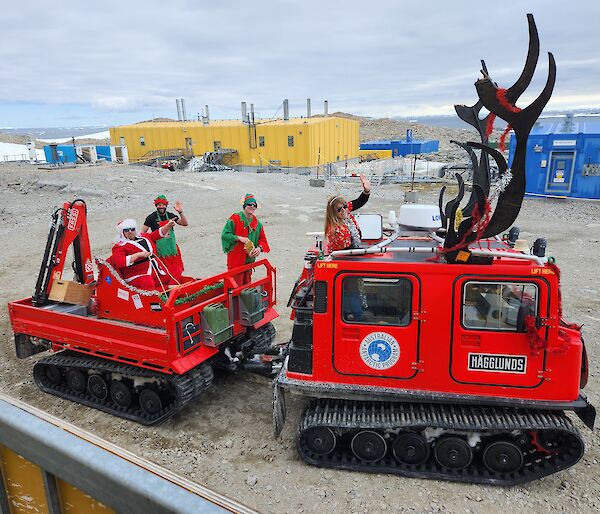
[111,218,177,290]
[221,193,270,286]
[141,195,188,282]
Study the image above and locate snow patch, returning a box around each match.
[39,130,110,143]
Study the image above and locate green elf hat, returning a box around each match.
[242,193,258,208]
[154,195,169,206]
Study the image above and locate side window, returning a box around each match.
[214,141,221,151]
[462,282,538,331]
[342,276,411,326]
[119,136,125,146]
[288,135,294,147]
[139,136,145,146]
[259,135,265,147]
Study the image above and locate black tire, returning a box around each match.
[392,433,430,465]
[45,364,62,386]
[139,388,162,416]
[303,427,336,456]
[87,374,108,401]
[110,381,133,408]
[351,430,387,463]
[66,369,86,394]
[483,441,524,473]
[434,436,473,470]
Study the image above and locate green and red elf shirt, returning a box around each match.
[221,211,270,269]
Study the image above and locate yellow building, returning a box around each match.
[109,116,359,171]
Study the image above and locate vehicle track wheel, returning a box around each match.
[392,433,430,465]
[110,381,132,408]
[45,364,62,385]
[66,369,86,394]
[351,430,387,463]
[434,436,472,469]
[304,427,336,456]
[87,375,108,401]
[483,441,524,473]
[139,388,162,416]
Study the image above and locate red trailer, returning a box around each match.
[9,199,279,424]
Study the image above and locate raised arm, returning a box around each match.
[174,200,188,226]
[349,173,371,211]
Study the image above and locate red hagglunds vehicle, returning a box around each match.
[273,15,595,485]
[8,199,279,425]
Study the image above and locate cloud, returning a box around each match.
[1,0,599,125]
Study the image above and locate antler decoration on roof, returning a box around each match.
[441,13,555,263]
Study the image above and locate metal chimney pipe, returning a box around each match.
[176,99,182,121]
[324,100,328,117]
[307,98,311,118]
[181,98,187,121]
[241,102,248,123]
[205,104,210,121]
[250,103,255,124]
[283,99,289,121]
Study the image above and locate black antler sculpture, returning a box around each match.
[441,13,555,263]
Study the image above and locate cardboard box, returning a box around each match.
[48,280,92,305]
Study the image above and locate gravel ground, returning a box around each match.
[1,161,599,513]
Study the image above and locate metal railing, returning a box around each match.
[0,393,256,514]
[129,148,189,163]
[2,154,30,162]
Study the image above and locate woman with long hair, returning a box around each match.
[324,174,371,254]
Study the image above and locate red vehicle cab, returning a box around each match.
[288,246,582,401]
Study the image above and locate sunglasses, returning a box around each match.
[123,227,136,232]
[336,203,348,213]
[246,203,257,208]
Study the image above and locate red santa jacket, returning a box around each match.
[111,230,164,283]
[325,201,362,254]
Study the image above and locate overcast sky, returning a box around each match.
[1,0,599,127]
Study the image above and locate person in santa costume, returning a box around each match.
[111,218,177,290]
[221,193,270,286]
[141,195,188,282]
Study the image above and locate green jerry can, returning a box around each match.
[239,287,265,325]
[202,303,233,346]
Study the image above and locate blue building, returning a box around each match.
[43,145,78,164]
[508,114,600,199]
[360,130,439,157]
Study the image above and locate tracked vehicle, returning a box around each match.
[273,14,596,485]
[8,199,279,424]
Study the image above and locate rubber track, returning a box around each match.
[33,351,213,425]
[298,399,584,485]
[248,322,276,354]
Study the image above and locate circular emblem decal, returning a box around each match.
[359,332,400,370]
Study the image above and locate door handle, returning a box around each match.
[461,334,481,347]
[341,328,360,339]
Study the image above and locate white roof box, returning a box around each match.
[398,204,442,230]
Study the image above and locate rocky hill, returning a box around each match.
[332,111,506,163]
